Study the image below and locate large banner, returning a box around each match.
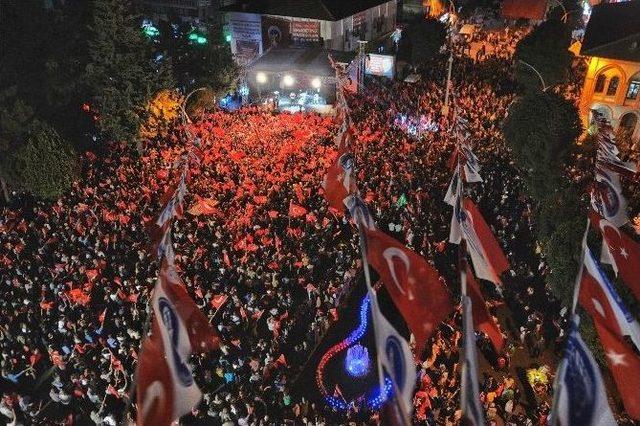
[291,20,320,44]
[229,12,262,65]
[262,16,291,49]
[365,54,395,79]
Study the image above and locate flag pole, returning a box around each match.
[570,218,591,315]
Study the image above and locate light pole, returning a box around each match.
[518,59,548,91]
[441,0,456,116]
[181,87,208,125]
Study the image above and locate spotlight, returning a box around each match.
[283,75,294,86]
[256,72,267,84]
[312,77,321,89]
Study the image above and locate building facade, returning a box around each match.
[137,0,228,25]
[223,0,397,65]
[578,1,640,142]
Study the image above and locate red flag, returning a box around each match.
[594,321,640,420]
[459,199,509,285]
[187,197,218,216]
[68,288,90,306]
[592,214,640,303]
[276,354,287,366]
[365,228,453,358]
[99,308,107,326]
[578,247,640,349]
[85,269,99,282]
[466,265,504,353]
[322,151,352,213]
[210,294,228,311]
[288,202,307,218]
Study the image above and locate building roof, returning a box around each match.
[580,1,640,62]
[221,0,390,21]
[248,47,356,76]
[501,0,548,20]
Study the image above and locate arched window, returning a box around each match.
[594,74,607,93]
[619,113,638,134]
[627,76,640,100]
[606,76,620,96]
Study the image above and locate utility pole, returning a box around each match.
[357,40,368,94]
[442,53,454,116]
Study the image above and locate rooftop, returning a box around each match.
[501,0,548,20]
[221,0,391,21]
[248,47,356,76]
[580,1,640,62]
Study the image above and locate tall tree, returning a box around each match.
[503,91,585,305]
[513,19,573,92]
[85,0,173,144]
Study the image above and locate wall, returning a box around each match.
[580,56,640,142]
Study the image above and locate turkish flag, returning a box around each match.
[288,202,307,218]
[594,321,640,420]
[365,228,453,358]
[466,265,504,353]
[188,197,218,216]
[210,294,228,311]
[591,214,640,303]
[463,199,509,278]
[578,247,640,349]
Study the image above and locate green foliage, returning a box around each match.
[0,88,36,153]
[85,0,174,143]
[504,91,586,307]
[514,19,573,91]
[398,17,447,65]
[154,20,239,96]
[1,120,78,200]
[503,91,582,200]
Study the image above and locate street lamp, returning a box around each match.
[312,77,321,90]
[256,72,267,84]
[518,60,548,91]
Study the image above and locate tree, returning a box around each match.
[139,90,183,141]
[398,17,447,65]
[503,91,585,306]
[154,20,239,96]
[85,0,174,144]
[503,91,582,200]
[1,120,78,200]
[513,19,573,92]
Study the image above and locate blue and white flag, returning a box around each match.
[369,291,415,424]
[461,295,485,426]
[549,315,616,426]
[590,168,628,227]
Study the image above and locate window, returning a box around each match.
[627,81,640,100]
[606,76,619,96]
[594,74,606,93]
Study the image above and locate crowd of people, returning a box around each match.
[1,15,638,426]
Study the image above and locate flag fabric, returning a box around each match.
[344,194,376,232]
[549,315,616,426]
[591,214,640,303]
[368,292,416,422]
[288,202,307,218]
[444,170,461,206]
[459,145,483,183]
[594,321,640,420]
[156,225,175,266]
[156,172,187,227]
[451,197,509,285]
[365,228,452,358]
[187,197,218,216]
[210,294,228,311]
[465,265,504,353]
[460,295,485,426]
[322,151,356,212]
[137,265,220,426]
[590,167,629,227]
[578,246,640,350]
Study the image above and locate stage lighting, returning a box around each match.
[312,77,321,89]
[283,75,294,87]
[256,72,267,84]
